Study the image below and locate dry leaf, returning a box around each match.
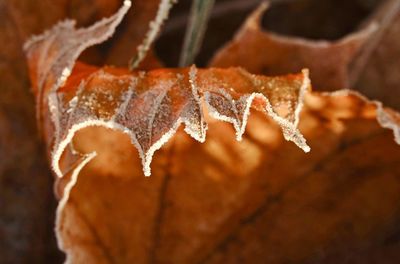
[42,89,400,263]
[0,0,166,261]
[49,82,399,263]
[198,91,400,263]
[19,0,400,263]
[23,0,310,177]
[209,1,397,91]
[356,11,400,110]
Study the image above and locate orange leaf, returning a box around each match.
[53,90,400,263]
[22,1,400,263]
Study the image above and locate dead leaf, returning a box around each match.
[51,90,400,263]
[0,0,163,262]
[19,0,400,263]
[356,11,400,110]
[22,1,400,263]
[197,91,400,264]
[209,0,398,91]
[23,0,311,177]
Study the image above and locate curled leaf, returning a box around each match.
[210,2,379,91]
[24,0,132,131]
[24,1,311,178]
[23,1,400,263]
[32,61,311,178]
[53,88,400,263]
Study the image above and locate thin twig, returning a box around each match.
[129,0,177,70]
[179,0,215,67]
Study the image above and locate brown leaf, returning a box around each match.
[53,91,400,263]
[209,0,398,91]
[198,91,400,264]
[23,1,311,177]
[21,1,400,263]
[0,0,162,262]
[356,11,400,110]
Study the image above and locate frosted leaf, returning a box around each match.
[196,68,310,149]
[22,3,312,177]
[203,90,251,141]
[67,70,133,122]
[24,0,131,92]
[24,0,131,132]
[19,3,400,262]
[45,64,400,180]
[50,67,208,177]
[112,68,207,176]
[47,65,310,178]
[24,0,399,180]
